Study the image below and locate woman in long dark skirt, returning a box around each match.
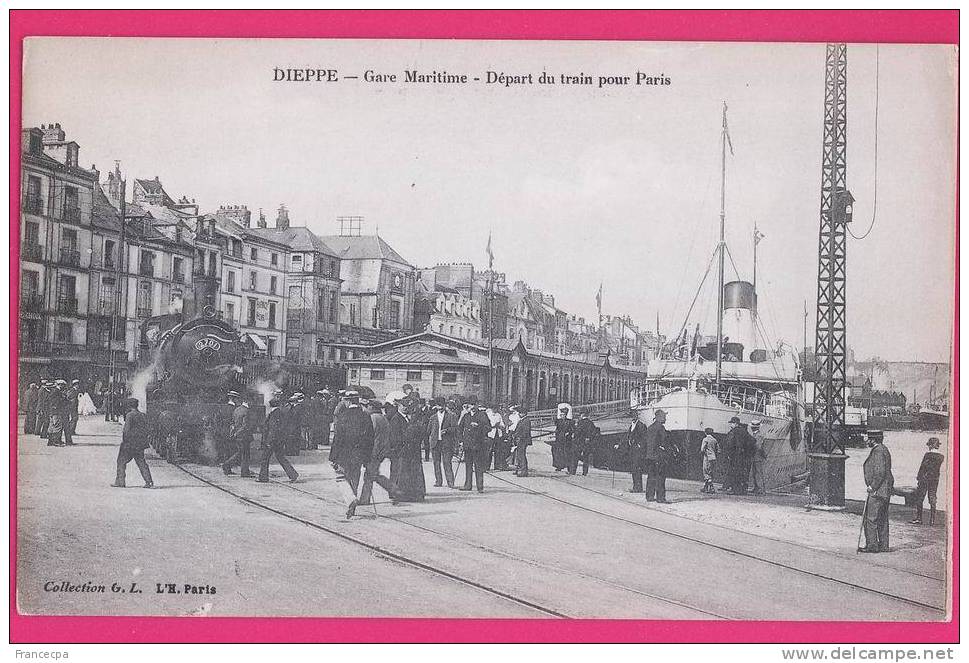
[394,405,427,502]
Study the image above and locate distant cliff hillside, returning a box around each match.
[851,360,950,405]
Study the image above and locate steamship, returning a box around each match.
[632,105,809,490]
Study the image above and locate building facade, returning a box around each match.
[214,206,290,359]
[248,207,343,366]
[323,233,417,344]
[19,124,129,385]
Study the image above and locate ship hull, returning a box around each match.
[608,390,809,490]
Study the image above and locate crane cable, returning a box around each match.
[848,44,879,241]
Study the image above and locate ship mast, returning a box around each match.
[715,102,732,386]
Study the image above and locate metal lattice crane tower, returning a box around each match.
[809,43,854,507]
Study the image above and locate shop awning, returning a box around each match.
[247,333,267,351]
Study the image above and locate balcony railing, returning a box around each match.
[172,271,185,283]
[56,297,78,314]
[139,264,155,277]
[23,195,43,215]
[21,294,45,313]
[22,243,43,262]
[63,206,81,223]
[58,248,81,267]
[97,298,119,315]
[136,306,153,318]
[246,316,257,327]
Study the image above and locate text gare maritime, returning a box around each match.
[364,70,470,84]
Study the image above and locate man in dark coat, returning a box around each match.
[572,413,597,476]
[286,392,305,455]
[46,380,69,447]
[64,379,81,443]
[222,394,254,477]
[860,430,894,553]
[625,413,648,493]
[427,397,459,487]
[511,405,532,477]
[36,382,52,438]
[257,398,299,483]
[644,409,672,503]
[302,391,327,450]
[353,400,399,515]
[552,404,575,471]
[111,398,154,488]
[723,416,747,494]
[22,382,39,435]
[458,401,492,493]
[330,392,351,470]
[911,437,945,525]
[336,392,375,495]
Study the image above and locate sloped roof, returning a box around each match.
[91,186,122,233]
[346,343,489,368]
[134,178,176,206]
[321,234,413,267]
[247,227,339,256]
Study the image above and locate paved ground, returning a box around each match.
[15,416,949,620]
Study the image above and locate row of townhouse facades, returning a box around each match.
[18,122,659,400]
[17,124,421,389]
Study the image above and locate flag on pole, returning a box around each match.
[486,232,494,269]
[595,282,602,312]
[754,228,765,245]
[723,101,734,156]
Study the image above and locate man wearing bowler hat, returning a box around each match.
[860,430,894,553]
[644,409,671,503]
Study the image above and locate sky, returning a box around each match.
[22,38,957,363]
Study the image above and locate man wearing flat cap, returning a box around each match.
[911,437,945,525]
[112,398,154,488]
[860,430,894,553]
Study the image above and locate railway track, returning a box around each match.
[172,454,944,620]
[485,471,947,615]
[171,462,568,618]
[266,474,731,620]
[539,470,946,583]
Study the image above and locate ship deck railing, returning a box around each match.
[636,382,797,418]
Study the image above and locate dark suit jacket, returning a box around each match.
[644,421,670,462]
[515,417,532,447]
[863,443,894,499]
[121,409,150,451]
[426,409,458,450]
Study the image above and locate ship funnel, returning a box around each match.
[721,280,762,361]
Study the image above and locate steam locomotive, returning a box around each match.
[141,312,248,463]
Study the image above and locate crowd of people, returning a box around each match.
[19,379,84,446]
[19,379,947,548]
[211,385,538,519]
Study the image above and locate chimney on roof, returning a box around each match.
[215,204,251,228]
[258,208,267,229]
[40,123,65,144]
[276,204,290,230]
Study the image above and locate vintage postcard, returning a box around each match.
[15,34,956,629]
